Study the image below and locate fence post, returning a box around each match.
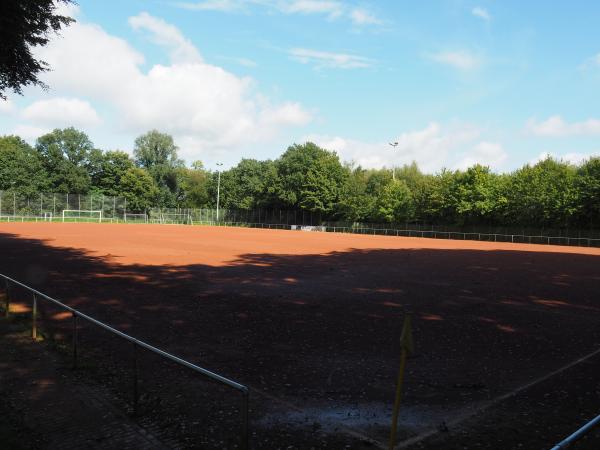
[32,294,37,339]
[241,389,249,450]
[72,313,78,369]
[3,279,9,317]
[132,342,139,416]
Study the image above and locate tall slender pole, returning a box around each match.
[389,142,399,181]
[216,163,223,223]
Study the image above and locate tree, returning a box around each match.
[453,165,507,225]
[417,170,460,224]
[35,128,96,193]
[275,142,347,215]
[90,150,135,196]
[133,130,184,206]
[208,159,278,209]
[179,165,210,208]
[575,157,600,227]
[0,1,74,99]
[119,168,159,212]
[507,157,578,227]
[374,179,414,223]
[394,162,424,191]
[336,167,375,222]
[0,135,48,195]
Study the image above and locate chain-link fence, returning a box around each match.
[2,191,599,247]
[0,191,129,220]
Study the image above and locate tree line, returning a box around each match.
[1,127,599,229]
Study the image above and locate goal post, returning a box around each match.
[158,213,192,225]
[123,212,148,223]
[62,210,103,223]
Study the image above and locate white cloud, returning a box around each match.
[580,53,600,70]
[530,151,600,166]
[54,1,80,19]
[235,57,258,67]
[0,99,16,115]
[289,48,373,69]
[129,12,202,64]
[175,0,240,12]
[526,115,600,137]
[19,11,311,161]
[22,98,101,128]
[283,0,343,17]
[174,0,381,25]
[428,50,482,70]
[454,141,507,170]
[305,122,489,173]
[11,124,52,141]
[472,7,491,21]
[349,8,381,25]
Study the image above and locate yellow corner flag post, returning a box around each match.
[389,313,414,450]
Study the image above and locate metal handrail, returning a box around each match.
[550,414,600,449]
[1,273,249,448]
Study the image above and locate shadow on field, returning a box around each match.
[1,231,600,447]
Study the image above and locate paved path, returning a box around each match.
[0,317,172,449]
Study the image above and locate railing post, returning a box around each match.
[32,294,37,340]
[4,279,9,317]
[241,389,249,450]
[132,342,139,416]
[72,312,78,369]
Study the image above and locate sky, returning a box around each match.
[1,0,600,172]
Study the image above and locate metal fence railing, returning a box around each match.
[190,220,600,248]
[551,413,600,449]
[0,191,131,219]
[0,273,249,448]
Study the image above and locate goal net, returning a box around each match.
[123,213,148,223]
[62,210,103,222]
[155,213,192,225]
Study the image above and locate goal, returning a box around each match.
[155,213,192,225]
[123,213,148,223]
[62,210,103,223]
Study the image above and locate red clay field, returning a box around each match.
[1,222,600,448]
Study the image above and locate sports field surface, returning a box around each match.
[1,222,599,448]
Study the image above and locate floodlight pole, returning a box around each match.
[389,142,399,180]
[216,163,223,222]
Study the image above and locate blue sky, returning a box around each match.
[1,0,599,172]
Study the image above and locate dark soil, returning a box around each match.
[1,222,599,448]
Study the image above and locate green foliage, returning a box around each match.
[0,135,48,195]
[120,168,158,212]
[35,128,95,193]
[90,150,135,196]
[454,165,507,225]
[179,166,210,208]
[210,159,276,209]
[1,127,600,231]
[507,157,578,227]
[133,130,184,207]
[375,179,414,223]
[576,157,600,226]
[276,142,348,213]
[336,167,375,222]
[0,0,74,99]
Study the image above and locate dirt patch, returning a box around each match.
[1,222,599,447]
